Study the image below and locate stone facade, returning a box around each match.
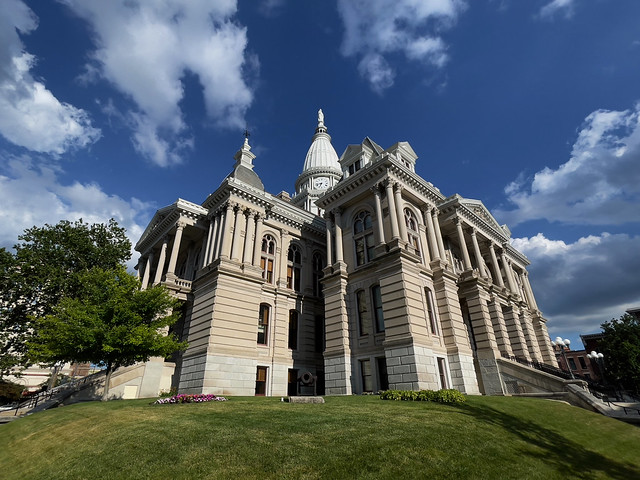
[134,111,556,397]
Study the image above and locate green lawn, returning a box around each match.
[1,395,639,479]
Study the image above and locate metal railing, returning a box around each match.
[13,369,106,415]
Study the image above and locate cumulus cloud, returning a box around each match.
[0,152,153,269]
[496,105,640,227]
[0,0,100,154]
[62,0,254,166]
[538,0,575,20]
[513,232,640,338]
[336,0,466,93]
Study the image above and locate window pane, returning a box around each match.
[361,359,373,392]
[355,238,365,266]
[372,285,384,333]
[288,310,298,350]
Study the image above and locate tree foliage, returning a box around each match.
[29,266,186,400]
[0,219,132,377]
[599,314,640,394]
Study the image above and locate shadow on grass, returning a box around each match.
[458,401,639,479]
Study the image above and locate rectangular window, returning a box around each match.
[360,359,373,392]
[437,357,448,389]
[377,357,389,391]
[288,310,298,350]
[569,358,577,371]
[578,356,587,369]
[287,368,298,397]
[372,285,384,333]
[287,265,293,289]
[255,366,267,396]
[426,288,438,335]
[261,257,274,283]
[258,304,269,345]
[356,290,368,336]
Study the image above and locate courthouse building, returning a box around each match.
[133,111,556,397]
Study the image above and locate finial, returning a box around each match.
[243,127,251,149]
[317,109,324,127]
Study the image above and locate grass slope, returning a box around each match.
[1,395,639,480]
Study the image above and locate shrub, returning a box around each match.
[0,380,24,404]
[379,388,466,404]
[153,393,227,405]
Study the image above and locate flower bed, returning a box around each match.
[154,393,227,404]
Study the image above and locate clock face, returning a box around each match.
[314,177,330,189]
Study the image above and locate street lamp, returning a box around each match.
[587,351,605,385]
[551,336,575,379]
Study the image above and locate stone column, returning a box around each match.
[424,206,440,260]
[431,209,447,261]
[372,185,385,246]
[522,272,539,311]
[418,224,431,264]
[141,253,153,290]
[470,228,486,277]
[219,202,235,259]
[153,236,169,285]
[385,180,400,240]
[200,225,210,269]
[500,250,518,294]
[252,214,264,267]
[210,211,221,262]
[394,184,408,242]
[333,209,344,263]
[488,243,504,288]
[230,205,244,261]
[166,221,185,277]
[325,216,333,266]
[454,217,472,271]
[136,258,144,280]
[243,210,256,264]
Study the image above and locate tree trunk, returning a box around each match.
[102,363,114,401]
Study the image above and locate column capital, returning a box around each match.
[393,182,403,193]
[176,220,187,230]
[370,184,383,196]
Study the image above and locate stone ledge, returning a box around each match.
[285,396,325,404]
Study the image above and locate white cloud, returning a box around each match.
[62,0,254,167]
[0,152,153,269]
[538,0,575,20]
[513,232,640,338]
[336,0,466,93]
[0,0,100,154]
[496,104,640,227]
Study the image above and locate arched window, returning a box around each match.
[404,208,421,257]
[287,244,302,291]
[425,287,439,335]
[354,211,374,266]
[260,234,276,283]
[288,310,298,350]
[258,303,270,345]
[312,252,324,297]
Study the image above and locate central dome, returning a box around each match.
[301,109,341,173]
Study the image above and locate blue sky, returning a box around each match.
[1,0,640,350]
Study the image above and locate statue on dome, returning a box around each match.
[318,109,324,125]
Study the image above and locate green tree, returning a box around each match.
[0,219,131,377]
[29,266,186,400]
[599,314,640,394]
[0,248,21,377]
